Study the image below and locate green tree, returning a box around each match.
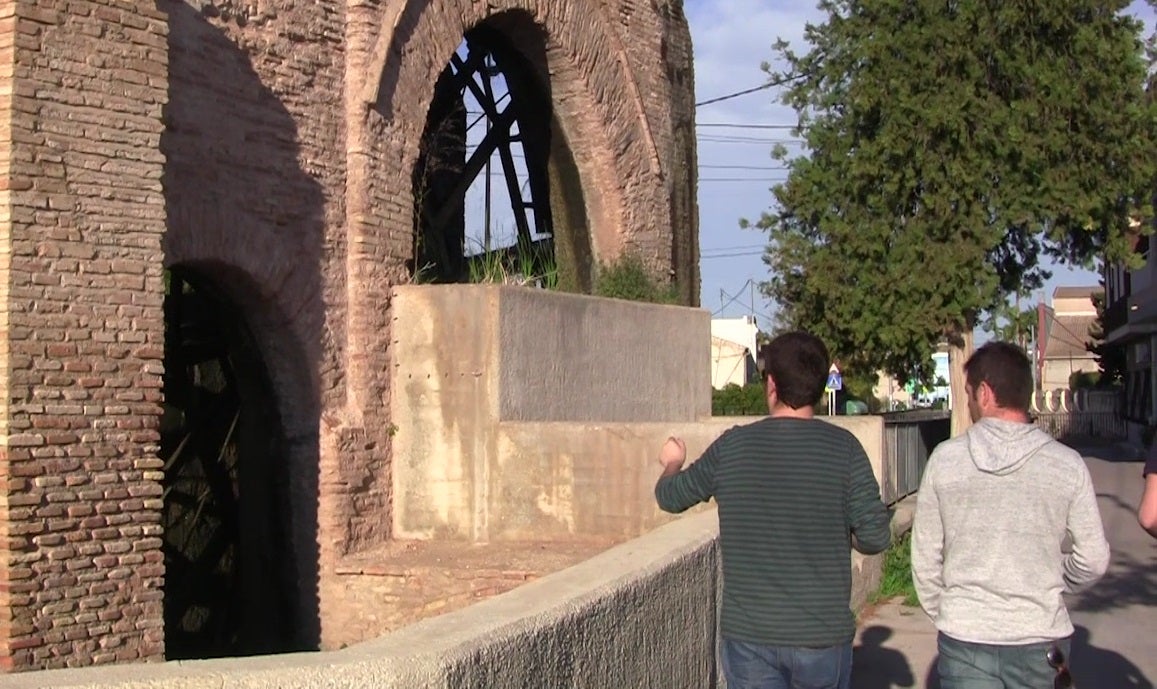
[1087,282,1126,385]
[979,290,1038,352]
[749,0,1155,434]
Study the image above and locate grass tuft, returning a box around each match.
[872,530,920,607]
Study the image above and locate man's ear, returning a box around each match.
[978,381,995,408]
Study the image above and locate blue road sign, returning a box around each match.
[826,371,843,391]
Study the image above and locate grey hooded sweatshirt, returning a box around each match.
[911,417,1110,645]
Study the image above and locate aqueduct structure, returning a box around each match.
[0,0,698,671]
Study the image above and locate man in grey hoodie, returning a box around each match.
[911,341,1110,688]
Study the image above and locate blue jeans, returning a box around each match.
[937,633,1070,689]
[720,637,852,689]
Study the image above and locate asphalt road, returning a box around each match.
[1065,445,1156,688]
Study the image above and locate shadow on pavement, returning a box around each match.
[852,626,916,688]
[924,660,941,689]
[1069,550,1157,614]
[1071,625,1152,688]
[918,628,1153,689]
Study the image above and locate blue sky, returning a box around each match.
[686,0,1157,327]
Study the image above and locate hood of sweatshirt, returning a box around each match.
[965,417,1054,475]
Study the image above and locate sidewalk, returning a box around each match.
[852,598,939,689]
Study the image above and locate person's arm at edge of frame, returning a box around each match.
[654,435,720,514]
[1062,459,1110,593]
[846,438,891,555]
[1138,447,1157,538]
[910,454,944,621]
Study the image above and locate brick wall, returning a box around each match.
[0,0,697,669]
[335,0,699,576]
[159,0,345,653]
[0,0,168,670]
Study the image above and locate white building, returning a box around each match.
[711,316,760,389]
[1038,286,1101,392]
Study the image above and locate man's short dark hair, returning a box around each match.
[964,341,1033,411]
[763,331,830,409]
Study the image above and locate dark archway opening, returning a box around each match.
[160,266,298,659]
[411,13,595,292]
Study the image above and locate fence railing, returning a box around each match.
[880,410,951,505]
[1030,387,1126,441]
[1032,411,1127,441]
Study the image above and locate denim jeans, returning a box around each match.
[720,637,852,689]
[937,632,1070,689]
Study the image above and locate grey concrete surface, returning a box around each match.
[496,285,712,423]
[1065,445,1156,688]
[0,511,724,689]
[852,444,1157,688]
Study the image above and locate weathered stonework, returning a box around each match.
[0,0,698,671]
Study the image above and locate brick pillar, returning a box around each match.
[0,2,168,671]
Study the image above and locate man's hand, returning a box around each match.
[659,437,687,475]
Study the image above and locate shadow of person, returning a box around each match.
[853,626,916,688]
[1071,625,1152,688]
[925,657,941,689]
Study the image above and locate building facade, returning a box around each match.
[0,0,699,671]
[1102,234,1153,435]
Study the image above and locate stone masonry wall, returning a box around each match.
[159,0,346,652]
[335,0,701,565]
[0,0,698,670]
[0,0,169,671]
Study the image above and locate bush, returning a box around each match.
[1069,370,1102,390]
[712,383,767,416]
[594,253,680,304]
[872,531,919,607]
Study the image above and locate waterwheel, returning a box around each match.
[160,267,294,659]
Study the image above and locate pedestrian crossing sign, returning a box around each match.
[825,367,842,392]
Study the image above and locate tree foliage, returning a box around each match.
[979,290,1038,349]
[749,0,1156,387]
[1087,284,1126,384]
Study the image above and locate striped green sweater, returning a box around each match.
[656,417,891,647]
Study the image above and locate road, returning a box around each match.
[852,443,1156,688]
[1066,445,1155,687]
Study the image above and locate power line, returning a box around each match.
[695,73,804,108]
[702,243,767,252]
[699,164,791,171]
[697,123,801,130]
[694,179,786,183]
[698,252,763,260]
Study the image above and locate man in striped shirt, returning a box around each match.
[655,331,892,689]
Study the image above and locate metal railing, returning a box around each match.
[880,410,951,505]
[1030,387,1127,441]
[1032,411,1127,441]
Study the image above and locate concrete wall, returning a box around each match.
[390,283,886,542]
[0,504,894,689]
[0,511,723,689]
[496,287,711,422]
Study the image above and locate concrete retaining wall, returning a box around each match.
[390,284,886,543]
[0,511,723,689]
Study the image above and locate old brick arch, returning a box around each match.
[157,263,304,659]
[409,12,597,289]
[0,0,695,671]
[332,4,694,588]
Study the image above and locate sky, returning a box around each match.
[686,0,1157,329]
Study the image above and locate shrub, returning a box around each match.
[594,252,680,305]
[712,383,767,416]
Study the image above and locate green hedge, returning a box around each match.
[712,383,768,416]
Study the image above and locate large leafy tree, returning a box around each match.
[1087,281,1127,385]
[978,289,1038,351]
[751,0,1155,433]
